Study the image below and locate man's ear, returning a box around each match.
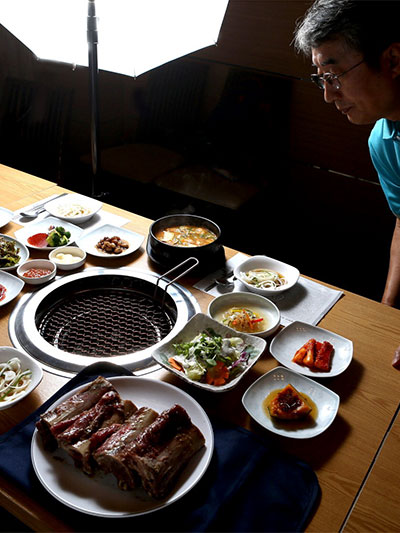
[382,43,400,77]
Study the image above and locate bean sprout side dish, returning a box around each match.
[0,357,32,403]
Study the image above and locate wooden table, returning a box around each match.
[1,164,399,532]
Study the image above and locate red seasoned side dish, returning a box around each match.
[292,338,334,371]
[267,384,312,420]
[36,376,205,499]
[0,284,6,302]
[23,268,52,279]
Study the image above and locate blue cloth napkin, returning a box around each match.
[0,362,320,532]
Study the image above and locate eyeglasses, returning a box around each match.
[310,59,365,90]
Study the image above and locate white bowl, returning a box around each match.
[17,259,56,285]
[0,233,29,271]
[45,193,102,225]
[0,270,24,306]
[234,255,300,296]
[208,292,280,338]
[242,366,340,439]
[151,312,266,393]
[0,346,43,410]
[49,246,86,270]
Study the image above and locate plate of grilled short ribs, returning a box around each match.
[32,376,213,517]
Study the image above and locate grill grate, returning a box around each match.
[38,288,175,356]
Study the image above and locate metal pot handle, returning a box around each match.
[153,257,199,306]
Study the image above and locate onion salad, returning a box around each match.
[0,357,32,403]
[241,268,286,289]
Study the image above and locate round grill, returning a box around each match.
[9,267,200,377]
[38,289,174,356]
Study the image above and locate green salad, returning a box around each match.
[168,328,256,386]
[46,226,71,247]
[0,237,21,268]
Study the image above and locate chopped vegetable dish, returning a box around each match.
[0,236,21,268]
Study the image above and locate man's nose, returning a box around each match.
[324,83,339,103]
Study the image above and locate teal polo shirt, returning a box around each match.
[369,118,400,217]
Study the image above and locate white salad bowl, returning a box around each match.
[234,255,300,296]
[151,312,266,392]
[45,193,102,225]
[0,346,43,410]
[208,292,280,338]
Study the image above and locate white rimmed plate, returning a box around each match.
[0,233,29,271]
[0,270,24,306]
[14,216,82,250]
[45,193,102,225]
[0,346,43,410]
[76,224,144,258]
[0,206,13,228]
[31,376,213,517]
[269,320,353,378]
[242,366,340,439]
[152,312,267,392]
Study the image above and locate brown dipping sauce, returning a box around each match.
[262,389,318,431]
[155,225,218,247]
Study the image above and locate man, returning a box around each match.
[293,0,400,366]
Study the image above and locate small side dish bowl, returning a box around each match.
[49,246,86,270]
[17,259,56,285]
[152,312,267,392]
[45,193,102,224]
[234,255,300,296]
[0,346,43,410]
[242,366,340,439]
[208,292,280,338]
[0,270,24,306]
[0,233,29,271]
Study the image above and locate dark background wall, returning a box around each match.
[0,0,394,302]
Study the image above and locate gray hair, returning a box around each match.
[293,0,400,68]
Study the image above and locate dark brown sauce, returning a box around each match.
[263,388,318,431]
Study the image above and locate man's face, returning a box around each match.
[311,38,398,125]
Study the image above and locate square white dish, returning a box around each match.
[76,224,144,258]
[0,206,13,228]
[45,193,102,224]
[242,366,340,439]
[269,320,353,378]
[152,312,267,392]
[0,270,24,306]
[14,216,83,250]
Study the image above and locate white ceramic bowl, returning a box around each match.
[0,346,43,410]
[14,216,83,250]
[45,193,102,224]
[208,291,280,338]
[151,313,266,393]
[17,259,56,285]
[234,255,300,296]
[49,246,86,270]
[0,233,29,271]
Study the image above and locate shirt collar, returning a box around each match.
[382,119,400,140]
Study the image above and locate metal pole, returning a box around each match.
[87,0,101,197]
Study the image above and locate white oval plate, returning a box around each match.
[242,366,340,439]
[269,320,353,378]
[31,376,213,517]
[0,270,24,306]
[0,206,13,228]
[0,233,29,271]
[14,216,82,250]
[76,224,144,258]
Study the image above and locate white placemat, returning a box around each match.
[194,253,343,326]
[13,195,130,230]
